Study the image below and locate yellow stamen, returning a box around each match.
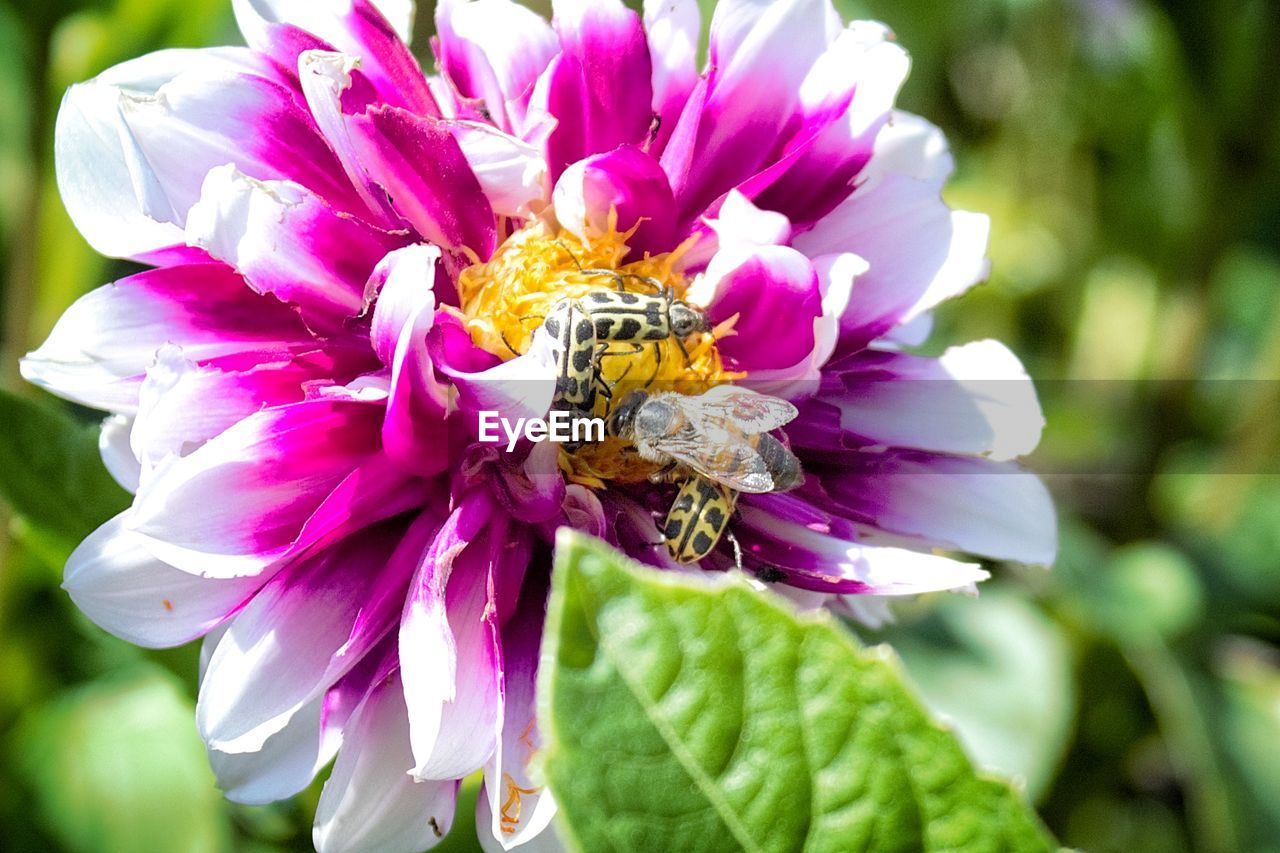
[457,220,741,485]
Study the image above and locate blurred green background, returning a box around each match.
[1,0,1278,851]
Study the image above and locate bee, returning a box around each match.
[606,386,804,563]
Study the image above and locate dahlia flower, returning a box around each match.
[22,0,1056,849]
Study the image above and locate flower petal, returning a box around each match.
[53,47,269,259]
[368,245,451,476]
[125,398,383,578]
[119,67,366,223]
[703,244,821,371]
[819,451,1058,565]
[197,516,422,753]
[643,0,699,154]
[186,164,408,332]
[798,341,1045,459]
[447,121,549,219]
[233,0,435,115]
[63,514,267,649]
[793,117,991,350]
[552,145,675,256]
[540,0,653,179]
[664,0,841,220]
[20,263,314,413]
[347,105,497,257]
[434,0,559,134]
[399,494,503,781]
[99,414,140,492]
[735,501,991,594]
[313,670,459,853]
[207,694,334,805]
[482,573,555,849]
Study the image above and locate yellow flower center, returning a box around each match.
[456,220,740,486]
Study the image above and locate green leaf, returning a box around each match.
[12,666,232,853]
[539,530,1058,853]
[883,588,1075,802]
[0,389,129,558]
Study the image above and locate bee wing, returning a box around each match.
[684,385,799,434]
[653,424,776,493]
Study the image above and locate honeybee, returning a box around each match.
[606,386,803,493]
[606,386,804,563]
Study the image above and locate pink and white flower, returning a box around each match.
[23,0,1055,850]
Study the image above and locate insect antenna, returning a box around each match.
[500,330,521,357]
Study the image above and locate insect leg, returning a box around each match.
[726,530,744,572]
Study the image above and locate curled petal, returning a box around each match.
[20,263,314,413]
[434,0,559,134]
[703,244,821,371]
[313,670,459,853]
[186,165,409,332]
[368,245,451,476]
[54,47,270,260]
[63,514,267,649]
[234,0,435,115]
[553,145,675,256]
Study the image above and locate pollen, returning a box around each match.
[457,220,741,485]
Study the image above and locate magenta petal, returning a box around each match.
[196,516,420,753]
[541,0,653,180]
[643,0,700,155]
[186,165,409,333]
[368,246,452,476]
[553,145,676,257]
[434,0,559,134]
[120,69,367,221]
[705,245,821,370]
[818,451,1058,565]
[235,0,437,117]
[20,263,315,412]
[348,105,497,257]
[666,0,840,220]
[125,398,384,578]
[399,493,503,781]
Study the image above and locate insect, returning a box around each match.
[605,386,804,493]
[606,385,804,563]
[554,242,710,376]
[542,298,602,413]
